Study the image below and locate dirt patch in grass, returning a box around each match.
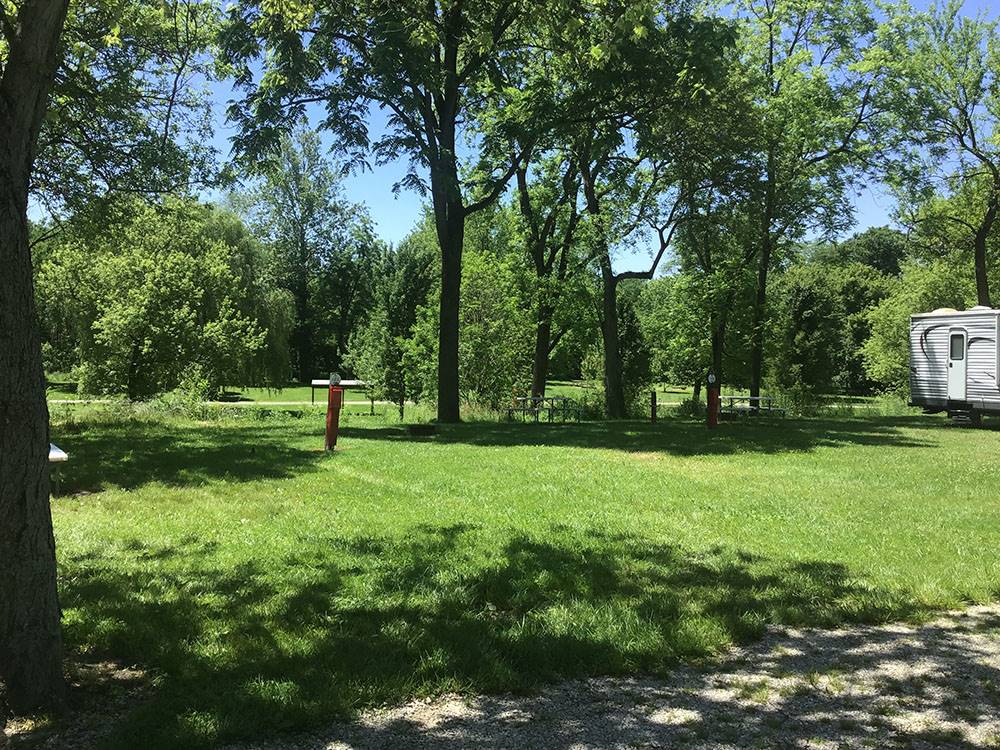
[6,661,150,749]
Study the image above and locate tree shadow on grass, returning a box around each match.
[43,524,972,749]
[50,420,323,496]
[341,415,940,457]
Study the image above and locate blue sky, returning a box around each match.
[208,0,995,273]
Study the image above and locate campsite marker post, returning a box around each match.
[706,371,719,430]
[325,372,343,451]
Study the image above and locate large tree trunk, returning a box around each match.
[0,191,63,714]
[749,235,771,399]
[749,148,777,400]
[435,204,464,423]
[578,155,626,419]
[0,0,71,714]
[530,303,553,399]
[599,258,627,419]
[973,197,996,308]
[749,184,776,399]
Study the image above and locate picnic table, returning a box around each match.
[506,396,581,423]
[719,395,786,418]
[49,443,68,494]
[310,378,365,403]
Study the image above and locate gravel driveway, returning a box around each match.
[229,604,1000,750]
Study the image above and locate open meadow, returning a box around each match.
[40,405,1000,748]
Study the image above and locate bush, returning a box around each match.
[34,197,290,400]
[673,397,706,419]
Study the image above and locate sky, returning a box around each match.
[205,0,995,274]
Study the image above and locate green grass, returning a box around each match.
[44,379,374,404]
[216,384,375,403]
[545,379,693,404]
[47,407,1000,748]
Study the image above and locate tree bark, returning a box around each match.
[0,0,71,713]
[973,197,996,308]
[748,235,770,399]
[749,150,776,399]
[530,303,553,399]
[598,257,627,419]
[434,200,464,423]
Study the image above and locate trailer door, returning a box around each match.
[948,328,967,401]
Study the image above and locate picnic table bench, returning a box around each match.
[719,395,786,418]
[506,396,581,423]
[49,443,68,494]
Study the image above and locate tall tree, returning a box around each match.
[882,0,1000,307]
[545,7,735,417]
[0,0,71,714]
[512,150,582,398]
[735,0,883,398]
[221,0,553,421]
[235,124,377,381]
[346,236,436,418]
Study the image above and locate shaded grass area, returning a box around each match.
[45,412,1000,748]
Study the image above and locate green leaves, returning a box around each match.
[33,0,220,218]
[34,198,284,398]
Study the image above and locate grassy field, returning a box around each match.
[43,406,1000,748]
[44,376,696,406]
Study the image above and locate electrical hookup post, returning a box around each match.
[325,372,344,451]
[706,371,719,429]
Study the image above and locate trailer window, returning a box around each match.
[950,333,965,360]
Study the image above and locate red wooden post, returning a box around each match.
[707,372,719,429]
[325,376,344,451]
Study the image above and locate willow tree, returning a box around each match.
[221,0,567,421]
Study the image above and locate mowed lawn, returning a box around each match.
[49,409,1000,748]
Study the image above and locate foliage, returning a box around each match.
[34,198,291,398]
[345,236,436,415]
[863,259,975,395]
[234,124,381,380]
[404,242,535,411]
[33,0,219,219]
[768,263,892,394]
[879,0,1000,304]
[808,227,908,276]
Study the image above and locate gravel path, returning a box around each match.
[229,604,1000,750]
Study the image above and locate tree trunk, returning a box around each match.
[435,206,464,422]
[0,198,63,713]
[973,198,996,308]
[693,380,702,402]
[0,0,72,713]
[599,259,627,419]
[750,147,777,399]
[530,303,553,399]
[711,323,725,388]
[749,229,773,399]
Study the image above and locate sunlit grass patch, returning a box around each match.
[48,409,1000,748]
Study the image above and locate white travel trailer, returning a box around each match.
[910,306,1000,422]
